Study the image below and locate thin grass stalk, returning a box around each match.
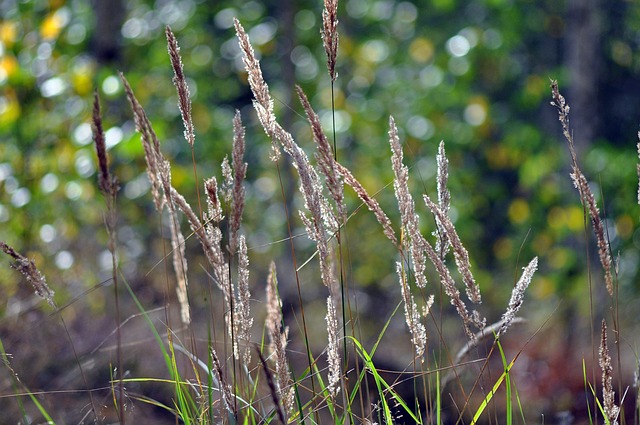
[297,84,354,412]
[91,91,125,423]
[272,159,321,419]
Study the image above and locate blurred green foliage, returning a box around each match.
[1,0,640,320]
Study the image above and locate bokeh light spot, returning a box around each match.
[446,35,470,57]
[39,224,57,243]
[102,75,121,96]
[55,250,74,270]
[40,173,59,193]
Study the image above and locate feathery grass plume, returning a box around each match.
[389,116,428,289]
[396,261,427,357]
[92,91,117,198]
[221,156,233,205]
[321,0,339,81]
[1,242,55,307]
[434,141,451,258]
[326,295,341,397]
[599,320,620,425]
[92,91,120,252]
[233,236,252,365]
[166,25,195,147]
[297,85,345,221]
[498,257,538,337]
[424,194,480,304]
[229,111,247,254]
[334,161,398,247]
[570,171,613,295]
[120,74,165,211]
[265,261,294,418]
[233,18,279,161]
[389,117,483,337]
[551,81,614,295]
[200,177,230,299]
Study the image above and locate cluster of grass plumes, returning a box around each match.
[1,2,639,424]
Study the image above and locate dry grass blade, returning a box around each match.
[0,242,55,307]
[166,25,195,147]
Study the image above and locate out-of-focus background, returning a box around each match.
[1,0,639,423]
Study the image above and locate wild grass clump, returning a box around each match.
[1,2,638,424]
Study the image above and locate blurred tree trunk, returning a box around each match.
[92,0,125,64]
[564,0,601,157]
